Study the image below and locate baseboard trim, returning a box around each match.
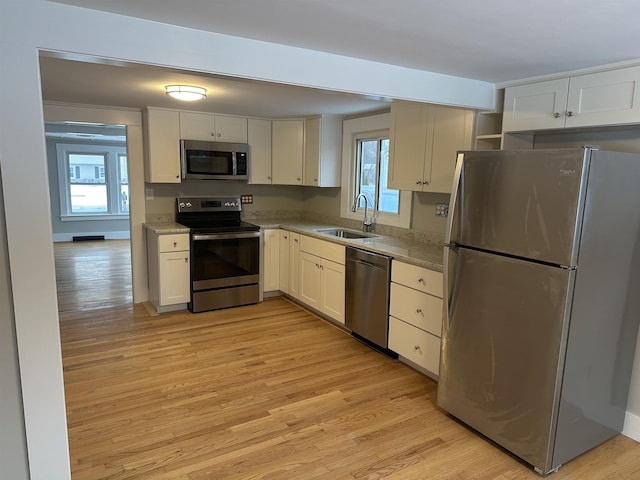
[53,231,130,242]
[623,411,640,441]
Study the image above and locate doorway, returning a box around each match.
[45,121,133,310]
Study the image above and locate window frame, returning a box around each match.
[56,142,129,221]
[340,113,411,228]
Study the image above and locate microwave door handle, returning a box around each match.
[232,152,237,176]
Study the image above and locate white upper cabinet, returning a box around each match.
[179,111,248,142]
[303,115,343,187]
[144,108,181,183]
[248,118,272,184]
[272,120,304,185]
[389,101,473,194]
[503,66,640,132]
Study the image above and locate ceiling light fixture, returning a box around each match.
[165,85,207,101]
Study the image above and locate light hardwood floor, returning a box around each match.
[55,240,132,313]
[56,243,640,479]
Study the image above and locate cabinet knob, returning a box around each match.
[294,239,298,243]
[422,180,429,185]
[267,176,271,180]
[173,242,177,247]
[414,345,421,351]
[553,112,562,118]
[418,277,425,284]
[284,235,288,240]
[567,111,575,117]
[210,132,215,136]
[416,180,422,185]
[297,177,301,181]
[416,308,423,314]
[184,257,188,263]
[217,133,222,137]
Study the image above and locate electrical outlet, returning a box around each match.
[145,188,154,200]
[240,194,253,204]
[435,203,449,217]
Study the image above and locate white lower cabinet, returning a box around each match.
[279,230,290,293]
[388,260,443,377]
[262,229,280,293]
[298,235,345,324]
[146,231,190,313]
[288,232,300,299]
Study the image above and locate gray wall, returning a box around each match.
[0,167,31,479]
[46,137,131,241]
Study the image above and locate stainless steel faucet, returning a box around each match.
[352,193,372,232]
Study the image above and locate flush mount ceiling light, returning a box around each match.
[165,85,207,101]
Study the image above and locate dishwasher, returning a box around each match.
[345,246,394,354]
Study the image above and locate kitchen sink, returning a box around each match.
[315,228,378,239]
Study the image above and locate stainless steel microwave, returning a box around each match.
[180,140,249,180]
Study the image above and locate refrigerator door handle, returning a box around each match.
[444,153,465,246]
[443,153,464,330]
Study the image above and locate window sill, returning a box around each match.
[60,214,130,222]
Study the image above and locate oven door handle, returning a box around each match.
[192,231,262,241]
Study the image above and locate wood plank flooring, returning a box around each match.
[55,240,132,313]
[56,242,640,479]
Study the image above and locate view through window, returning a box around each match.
[354,136,399,214]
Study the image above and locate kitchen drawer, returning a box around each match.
[158,234,189,252]
[321,241,345,265]
[390,283,443,337]
[300,234,322,257]
[300,234,345,264]
[391,260,443,298]
[388,316,441,375]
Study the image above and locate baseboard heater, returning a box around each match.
[72,235,105,242]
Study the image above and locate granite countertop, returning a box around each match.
[250,218,444,272]
[144,222,190,235]
[143,219,444,272]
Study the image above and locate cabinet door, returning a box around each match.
[289,233,300,299]
[279,230,290,293]
[262,229,280,292]
[144,108,181,183]
[299,252,321,309]
[179,111,215,141]
[272,120,304,185]
[320,259,345,324]
[303,117,321,186]
[214,114,248,142]
[159,251,190,305]
[566,66,640,128]
[248,118,272,184]
[425,106,473,194]
[502,79,570,132]
[388,101,429,191]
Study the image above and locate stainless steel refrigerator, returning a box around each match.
[437,147,640,475]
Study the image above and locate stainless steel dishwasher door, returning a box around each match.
[345,246,391,349]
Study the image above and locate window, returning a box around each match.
[354,136,399,214]
[57,143,129,219]
[341,113,411,228]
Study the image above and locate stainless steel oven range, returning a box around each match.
[176,197,261,313]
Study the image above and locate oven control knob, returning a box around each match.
[186,202,192,207]
[179,202,185,208]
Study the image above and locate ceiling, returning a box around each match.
[41,0,640,120]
